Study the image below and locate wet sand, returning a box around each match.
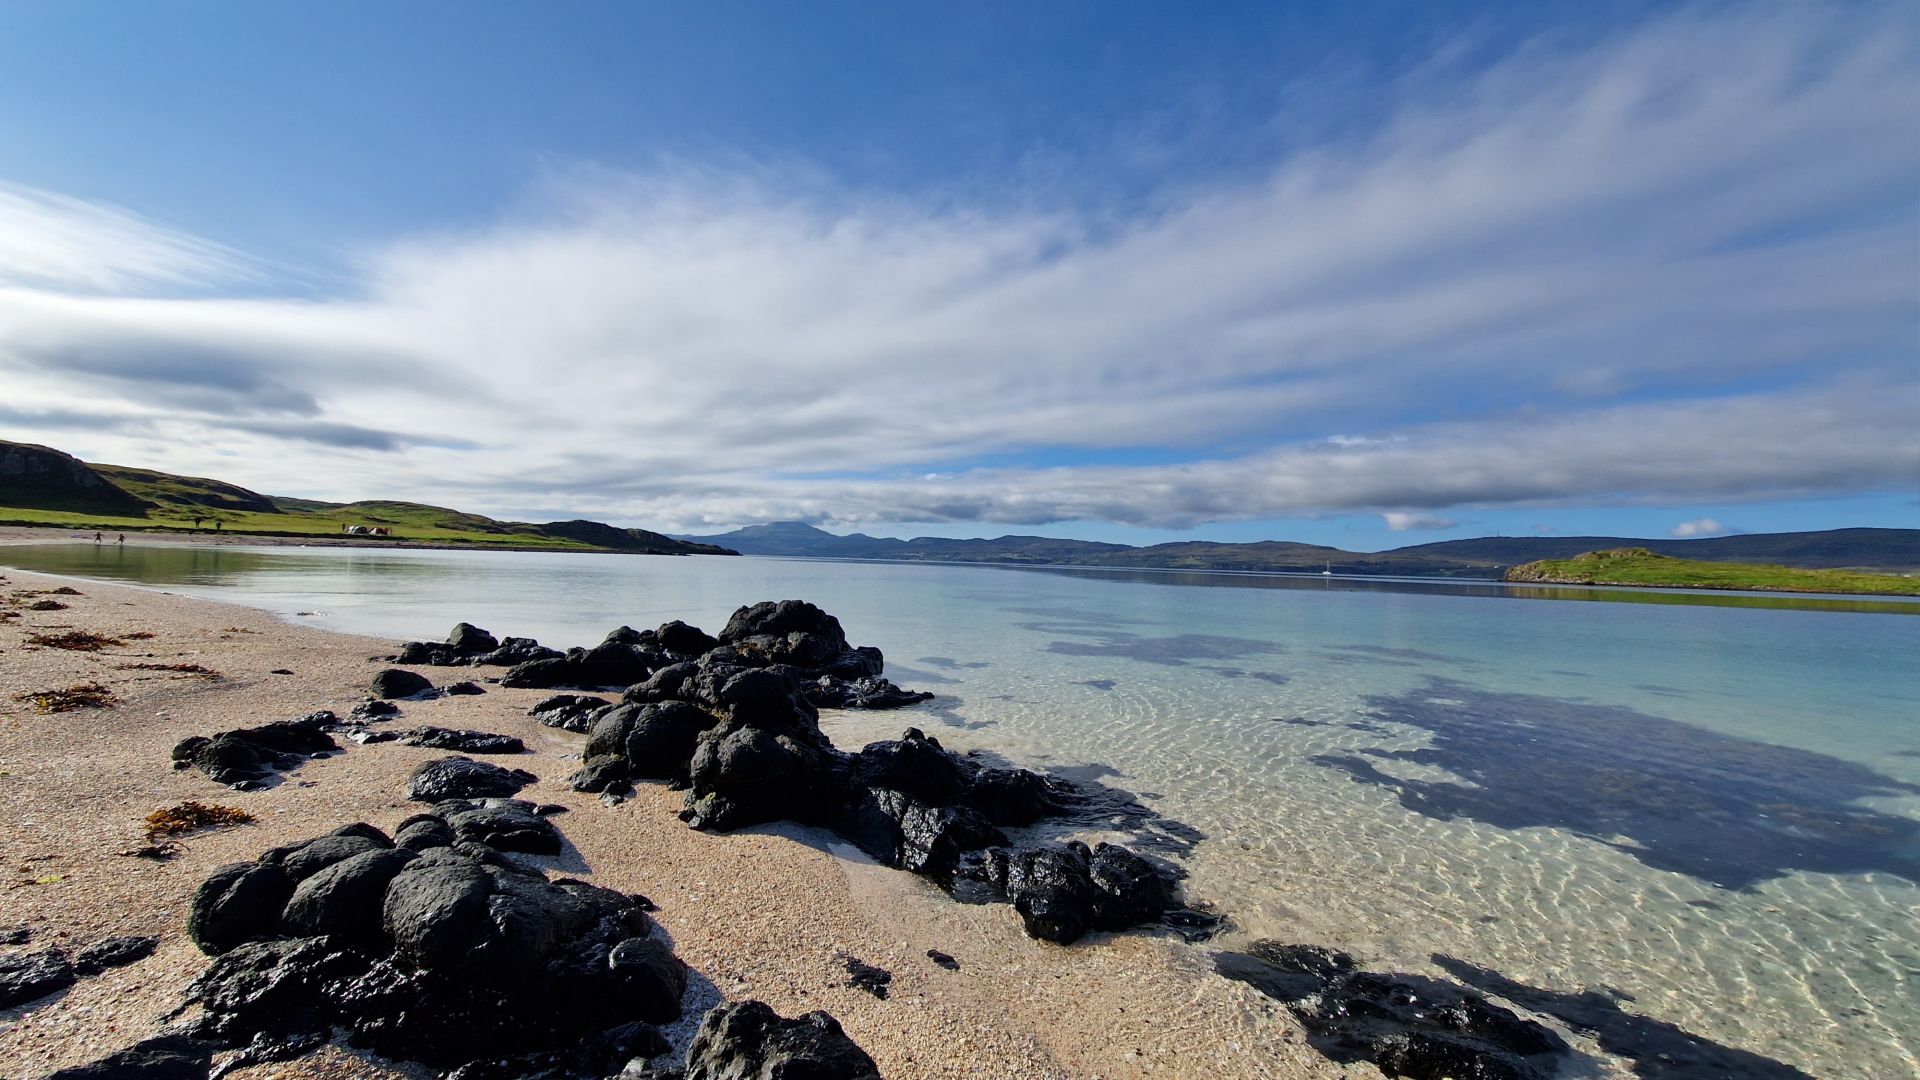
[0,561,1339,1079]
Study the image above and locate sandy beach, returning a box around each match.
[0,553,1342,1080]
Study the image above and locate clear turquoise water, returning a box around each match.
[7,542,1918,1078]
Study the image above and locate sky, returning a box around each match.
[0,1,1915,551]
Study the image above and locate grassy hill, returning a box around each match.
[1504,548,1920,596]
[0,439,735,556]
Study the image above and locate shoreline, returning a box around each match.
[0,565,1332,1079]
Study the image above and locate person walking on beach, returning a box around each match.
[116,533,125,544]
[93,532,102,543]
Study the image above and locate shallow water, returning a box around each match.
[7,542,1918,1078]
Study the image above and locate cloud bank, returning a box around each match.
[0,4,1913,531]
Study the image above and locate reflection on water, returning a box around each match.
[4,539,1919,1077]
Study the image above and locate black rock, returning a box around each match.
[400,727,525,754]
[682,724,839,831]
[1007,844,1097,944]
[475,636,564,667]
[349,698,402,722]
[394,814,457,852]
[852,728,971,805]
[0,947,74,1008]
[1087,842,1173,929]
[281,848,418,944]
[442,800,564,854]
[170,717,338,788]
[588,701,717,781]
[407,756,537,801]
[271,832,392,882]
[963,767,1062,826]
[187,862,295,955]
[529,694,610,733]
[839,787,1007,882]
[927,949,960,971]
[448,622,500,656]
[73,935,159,975]
[444,681,487,696]
[718,601,848,650]
[1,925,30,945]
[683,1000,880,1080]
[656,619,719,656]
[43,1034,218,1080]
[371,668,436,700]
[570,754,631,794]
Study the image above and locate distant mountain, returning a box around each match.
[678,521,1920,576]
[0,438,736,557]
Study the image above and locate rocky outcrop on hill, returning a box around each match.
[0,440,150,516]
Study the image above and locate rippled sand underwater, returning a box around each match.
[6,543,1917,1078]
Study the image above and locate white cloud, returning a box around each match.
[1670,518,1728,538]
[1383,513,1459,532]
[0,3,1913,530]
[0,183,250,293]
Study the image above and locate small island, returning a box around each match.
[1504,548,1920,597]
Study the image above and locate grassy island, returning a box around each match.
[1504,548,1920,597]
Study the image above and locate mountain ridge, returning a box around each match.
[675,521,1920,576]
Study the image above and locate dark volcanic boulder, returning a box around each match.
[73,935,159,975]
[188,862,296,954]
[718,600,848,650]
[586,701,717,781]
[371,668,436,700]
[407,756,537,801]
[394,814,457,852]
[447,622,500,655]
[529,693,611,733]
[270,829,393,882]
[656,619,719,656]
[683,1000,880,1080]
[624,660,698,704]
[0,947,74,1008]
[681,724,840,831]
[851,728,971,805]
[171,717,338,789]
[1087,842,1173,929]
[476,636,563,667]
[1007,844,1098,945]
[401,727,525,754]
[963,767,1062,826]
[839,788,1007,882]
[282,848,418,943]
[441,799,564,854]
[44,1035,219,1080]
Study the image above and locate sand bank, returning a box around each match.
[0,565,1340,1079]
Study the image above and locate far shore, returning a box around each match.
[0,563,1331,1079]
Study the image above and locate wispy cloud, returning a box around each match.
[0,3,1912,529]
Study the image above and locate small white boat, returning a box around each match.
[1321,561,1333,576]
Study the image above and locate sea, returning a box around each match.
[5,541,1916,1079]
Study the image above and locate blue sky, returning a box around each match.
[0,1,1914,550]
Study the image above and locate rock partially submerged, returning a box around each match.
[1215,942,1568,1080]
[170,716,338,790]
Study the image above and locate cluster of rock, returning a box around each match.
[0,932,157,1009]
[1215,942,1569,1080]
[537,601,1182,945]
[171,709,524,790]
[396,602,932,711]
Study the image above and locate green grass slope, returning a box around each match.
[1503,548,1920,596]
